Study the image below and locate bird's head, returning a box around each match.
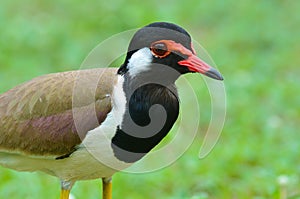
[118,22,223,81]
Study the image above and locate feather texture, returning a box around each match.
[0,68,118,156]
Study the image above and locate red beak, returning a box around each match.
[178,54,223,80]
[152,40,223,80]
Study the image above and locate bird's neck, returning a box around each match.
[111,72,180,163]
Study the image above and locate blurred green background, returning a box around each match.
[0,0,300,198]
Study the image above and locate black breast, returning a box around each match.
[111,83,179,163]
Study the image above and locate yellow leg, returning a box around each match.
[102,177,112,199]
[60,180,74,199]
[60,189,70,199]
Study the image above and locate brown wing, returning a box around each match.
[0,68,118,157]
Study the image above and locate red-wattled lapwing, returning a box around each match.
[0,22,223,199]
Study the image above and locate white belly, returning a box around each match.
[0,112,131,181]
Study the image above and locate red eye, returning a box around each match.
[150,42,170,58]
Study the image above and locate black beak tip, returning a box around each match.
[205,68,224,81]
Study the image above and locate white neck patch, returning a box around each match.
[127,47,153,77]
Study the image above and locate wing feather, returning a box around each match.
[0,68,118,156]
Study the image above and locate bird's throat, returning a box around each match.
[111,74,180,163]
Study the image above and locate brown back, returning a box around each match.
[0,68,118,156]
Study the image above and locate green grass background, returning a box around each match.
[0,0,300,198]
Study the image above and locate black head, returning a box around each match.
[118,22,223,81]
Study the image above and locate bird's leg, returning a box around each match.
[60,180,74,199]
[102,177,112,199]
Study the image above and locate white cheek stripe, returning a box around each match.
[127,48,153,77]
[111,75,126,126]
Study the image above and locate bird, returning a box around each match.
[0,22,223,199]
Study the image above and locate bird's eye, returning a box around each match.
[150,43,170,58]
